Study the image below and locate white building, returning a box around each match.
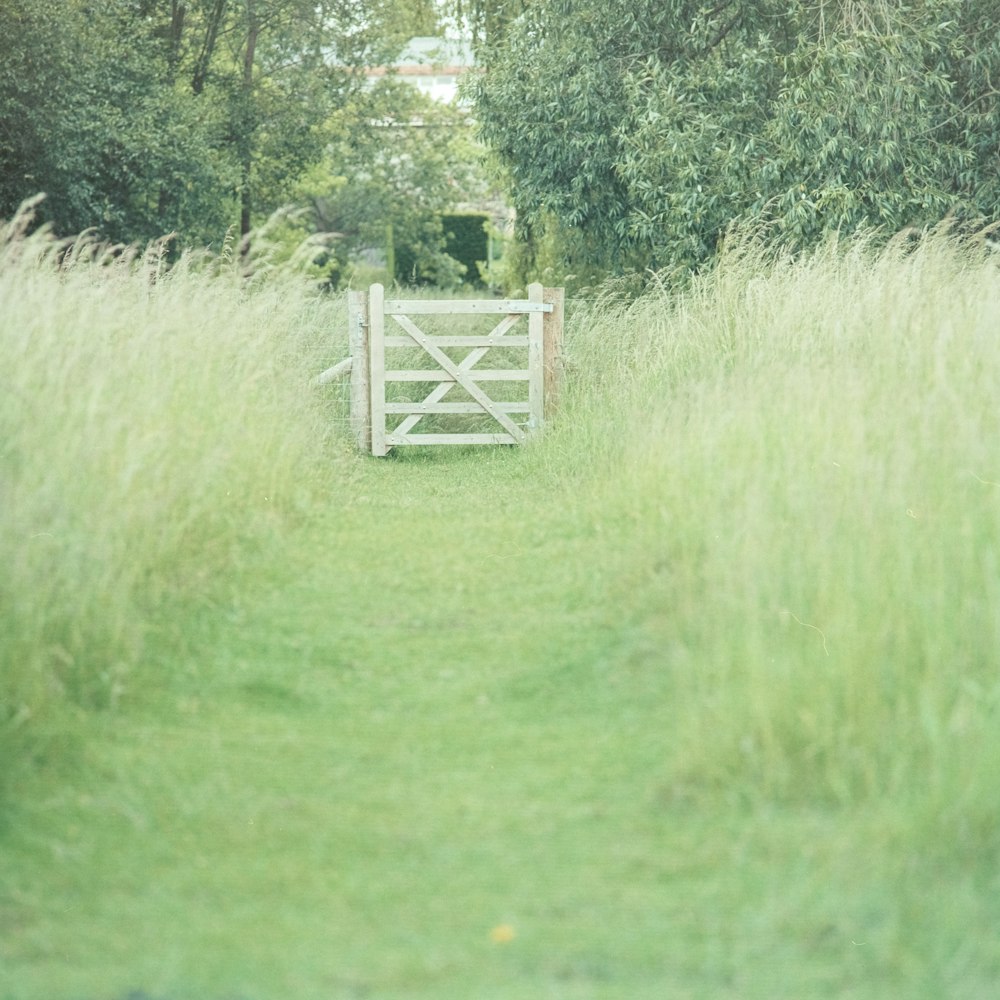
[365,37,475,105]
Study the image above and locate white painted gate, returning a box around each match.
[346,282,563,456]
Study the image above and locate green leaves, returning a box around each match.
[472,0,1000,278]
[295,79,491,287]
[0,0,441,248]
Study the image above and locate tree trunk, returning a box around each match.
[157,2,188,230]
[239,1,260,245]
[192,0,228,95]
[167,1,186,76]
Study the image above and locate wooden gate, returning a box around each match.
[346,282,563,456]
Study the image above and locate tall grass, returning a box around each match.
[4,222,1000,997]
[556,232,1000,854]
[0,210,346,735]
[5,208,999,867]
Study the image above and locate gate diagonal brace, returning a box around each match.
[390,313,527,442]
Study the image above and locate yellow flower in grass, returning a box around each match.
[489,923,516,944]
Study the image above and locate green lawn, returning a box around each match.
[3,230,1000,999]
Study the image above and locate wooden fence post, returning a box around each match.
[527,282,545,432]
[543,286,565,418]
[348,289,371,453]
[368,282,388,457]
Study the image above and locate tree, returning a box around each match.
[470,0,1000,278]
[0,0,234,244]
[0,0,439,246]
[294,78,492,287]
[437,0,525,45]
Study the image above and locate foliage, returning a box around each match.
[0,0,440,247]
[471,0,1000,276]
[0,0,237,244]
[438,0,527,44]
[295,79,491,287]
[439,211,490,286]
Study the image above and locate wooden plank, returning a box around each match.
[384,401,530,414]
[384,369,530,382]
[392,314,527,441]
[383,335,530,348]
[527,282,545,432]
[368,283,387,455]
[543,286,565,418]
[384,433,518,446]
[384,299,552,315]
[317,356,352,384]
[347,291,370,452]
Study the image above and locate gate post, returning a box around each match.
[542,286,565,418]
[527,282,545,431]
[368,282,388,456]
[347,290,371,453]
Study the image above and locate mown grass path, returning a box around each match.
[4,444,997,1000]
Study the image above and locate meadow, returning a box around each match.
[2,213,999,999]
